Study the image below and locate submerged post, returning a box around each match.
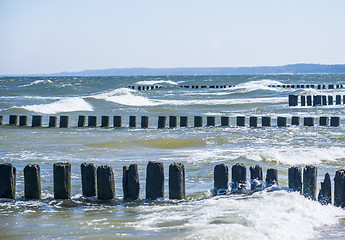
[288,95,298,106]
[277,117,287,127]
[266,169,278,187]
[19,115,27,126]
[32,115,42,127]
[169,116,177,128]
[169,163,185,199]
[146,161,164,199]
[249,117,257,127]
[101,116,109,128]
[291,116,300,126]
[303,165,317,200]
[24,164,41,200]
[59,116,69,128]
[319,117,329,126]
[262,117,271,127]
[214,163,229,194]
[49,116,57,128]
[113,116,122,128]
[330,117,340,127]
[81,163,97,197]
[123,164,140,200]
[141,116,149,129]
[206,116,215,127]
[194,116,202,127]
[9,115,18,125]
[129,116,136,128]
[78,115,86,127]
[221,116,229,127]
[250,165,263,190]
[53,162,71,199]
[158,116,166,129]
[288,166,302,193]
[0,163,16,199]
[88,116,97,127]
[97,165,115,200]
[231,163,246,192]
[0,115,3,125]
[180,116,188,127]
[304,117,314,126]
[318,173,331,205]
[236,116,245,127]
[334,169,345,208]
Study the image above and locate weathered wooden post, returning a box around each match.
[206,116,215,127]
[291,116,300,126]
[97,165,115,200]
[129,116,136,128]
[221,116,229,127]
[319,117,329,126]
[307,96,312,106]
[277,117,287,127]
[194,116,202,127]
[146,161,164,199]
[334,169,345,208]
[250,165,263,190]
[301,96,306,106]
[19,115,27,126]
[266,169,278,187]
[236,116,245,127]
[169,163,185,199]
[123,164,140,200]
[322,95,327,105]
[113,116,122,128]
[141,116,149,129]
[24,164,41,200]
[0,115,3,125]
[288,95,298,106]
[313,95,321,106]
[101,116,109,128]
[9,115,18,125]
[49,116,57,127]
[53,162,71,199]
[81,163,97,197]
[88,116,97,127]
[158,116,166,129]
[288,166,302,193]
[59,116,69,128]
[231,163,246,192]
[328,96,333,105]
[180,116,188,127]
[330,117,340,127]
[336,95,341,105]
[304,117,314,126]
[214,163,229,194]
[329,84,334,89]
[318,173,331,205]
[32,115,42,127]
[169,116,177,128]
[78,115,86,127]
[0,163,16,199]
[249,117,257,127]
[303,165,317,200]
[262,117,271,127]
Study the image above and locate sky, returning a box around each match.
[0,0,345,75]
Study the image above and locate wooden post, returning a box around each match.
[32,115,42,127]
[0,115,3,125]
[236,116,245,127]
[194,116,202,127]
[101,116,109,128]
[24,164,41,200]
[288,95,298,106]
[49,116,57,127]
[336,95,341,105]
[180,116,188,127]
[97,165,115,200]
[169,116,177,128]
[319,117,329,126]
[288,167,302,193]
[141,116,149,129]
[59,116,69,128]
[266,169,278,187]
[129,116,136,128]
[301,96,306,106]
[0,163,16,199]
[113,116,122,128]
[231,163,246,192]
[81,163,97,197]
[206,116,215,127]
[262,117,271,127]
[318,173,331,205]
[9,115,18,125]
[277,117,287,127]
[53,162,71,199]
[221,116,229,127]
[322,96,327,105]
[88,116,97,127]
[146,161,164,199]
[78,115,86,127]
[249,117,257,127]
[250,165,263,190]
[304,117,314,126]
[303,165,317,200]
[291,116,300,126]
[313,95,321,106]
[19,116,27,126]
[169,163,185,199]
[307,96,312,106]
[214,164,229,194]
[330,117,340,127]
[158,116,166,129]
[328,96,333,105]
[123,164,140,200]
[334,169,345,208]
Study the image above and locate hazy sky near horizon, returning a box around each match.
[1,0,345,75]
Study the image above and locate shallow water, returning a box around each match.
[1,75,345,239]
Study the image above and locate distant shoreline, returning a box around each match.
[2,63,345,77]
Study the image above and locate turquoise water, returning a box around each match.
[0,75,345,239]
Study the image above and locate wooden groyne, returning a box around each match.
[289,95,345,107]
[0,162,344,209]
[0,115,342,128]
[269,84,344,90]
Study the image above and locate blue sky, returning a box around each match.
[1,0,345,75]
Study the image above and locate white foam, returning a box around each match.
[21,97,93,114]
[19,79,52,87]
[135,80,177,85]
[233,79,285,93]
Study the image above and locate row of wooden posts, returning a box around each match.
[127,85,164,91]
[0,162,345,208]
[0,115,341,128]
[126,85,236,91]
[289,94,345,107]
[269,84,344,89]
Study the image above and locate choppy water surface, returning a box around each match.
[1,75,345,239]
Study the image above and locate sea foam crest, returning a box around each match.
[135,80,178,85]
[233,79,284,93]
[19,79,53,87]
[21,97,93,114]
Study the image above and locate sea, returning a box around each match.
[0,74,345,239]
